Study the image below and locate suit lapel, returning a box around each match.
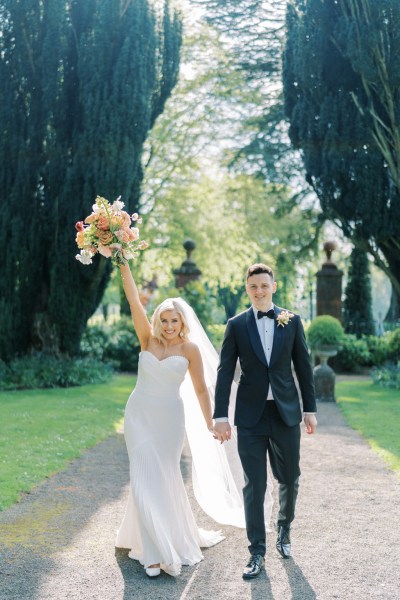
[269,306,284,366]
[246,307,268,367]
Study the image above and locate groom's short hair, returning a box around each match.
[246,263,274,281]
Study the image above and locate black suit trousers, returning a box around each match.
[237,401,301,556]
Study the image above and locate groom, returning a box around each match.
[213,263,317,579]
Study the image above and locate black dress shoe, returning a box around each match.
[242,554,264,579]
[276,524,291,559]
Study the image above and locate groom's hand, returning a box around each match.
[304,413,317,434]
[213,421,232,444]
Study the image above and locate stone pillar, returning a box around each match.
[316,241,343,322]
[173,239,202,289]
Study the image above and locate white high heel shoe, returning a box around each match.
[145,566,161,577]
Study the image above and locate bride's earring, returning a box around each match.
[179,331,184,337]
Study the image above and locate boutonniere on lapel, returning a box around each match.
[276,310,294,327]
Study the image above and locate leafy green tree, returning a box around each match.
[283,0,400,299]
[138,17,320,320]
[0,0,182,360]
[343,246,375,336]
[192,1,289,177]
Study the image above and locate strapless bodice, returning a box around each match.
[133,350,189,398]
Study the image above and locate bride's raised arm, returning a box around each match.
[119,263,151,348]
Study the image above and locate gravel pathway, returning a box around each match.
[1,399,399,600]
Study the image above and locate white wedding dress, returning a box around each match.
[115,350,224,577]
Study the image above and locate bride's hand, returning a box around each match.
[213,421,231,444]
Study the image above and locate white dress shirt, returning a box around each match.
[253,304,275,400]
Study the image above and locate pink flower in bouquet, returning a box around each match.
[98,245,112,258]
[96,215,111,231]
[115,229,130,243]
[121,211,132,227]
[129,227,139,240]
[96,229,114,245]
[75,221,84,232]
[84,213,98,224]
[126,229,136,241]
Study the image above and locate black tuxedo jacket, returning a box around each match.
[214,306,316,428]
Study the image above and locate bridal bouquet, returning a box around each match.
[75,196,148,267]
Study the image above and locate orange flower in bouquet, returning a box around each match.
[75,196,148,266]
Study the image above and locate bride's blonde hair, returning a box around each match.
[151,299,190,345]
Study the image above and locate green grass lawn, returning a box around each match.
[336,380,400,476]
[1,375,398,512]
[0,374,135,511]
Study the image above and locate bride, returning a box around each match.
[115,264,272,577]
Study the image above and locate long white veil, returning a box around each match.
[172,298,273,530]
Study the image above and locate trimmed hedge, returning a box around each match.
[307,315,345,348]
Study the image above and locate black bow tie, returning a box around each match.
[257,309,275,320]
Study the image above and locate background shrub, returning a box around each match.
[104,317,140,371]
[0,315,140,390]
[0,355,113,391]
[364,335,389,366]
[388,328,400,360]
[335,335,370,372]
[80,324,109,360]
[335,334,390,372]
[81,316,140,372]
[371,363,400,389]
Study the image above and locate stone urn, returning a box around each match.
[313,344,339,402]
[307,315,345,403]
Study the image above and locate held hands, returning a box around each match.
[304,413,318,434]
[212,421,232,444]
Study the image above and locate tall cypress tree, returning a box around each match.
[0,0,182,360]
[283,0,400,298]
[343,247,375,337]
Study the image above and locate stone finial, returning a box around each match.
[173,239,202,288]
[183,239,196,261]
[323,241,337,264]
